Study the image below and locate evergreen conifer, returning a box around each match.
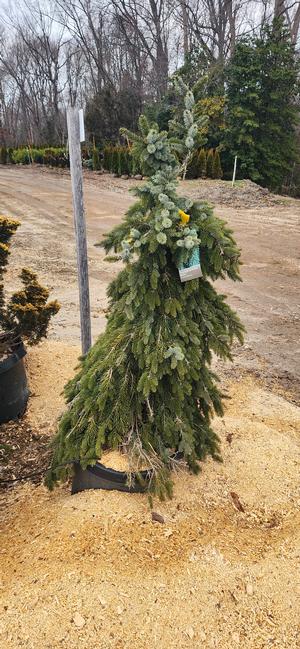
[198,149,207,177]
[92,147,101,171]
[118,147,131,176]
[0,146,7,164]
[118,147,125,175]
[112,147,120,175]
[225,19,299,191]
[0,217,60,353]
[186,150,200,179]
[206,149,214,177]
[7,148,14,164]
[103,146,111,171]
[212,150,223,179]
[47,81,244,498]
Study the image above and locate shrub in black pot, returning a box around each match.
[0,216,60,423]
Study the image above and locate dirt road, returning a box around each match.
[0,166,132,342]
[1,165,299,389]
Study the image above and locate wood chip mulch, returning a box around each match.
[0,417,51,490]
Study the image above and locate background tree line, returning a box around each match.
[0,0,300,192]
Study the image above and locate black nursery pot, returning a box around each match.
[0,341,29,424]
[72,461,150,495]
[71,452,183,495]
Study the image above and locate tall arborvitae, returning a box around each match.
[0,146,7,164]
[225,39,260,182]
[257,19,299,191]
[92,147,101,171]
[111,147,119,175]
[186,150,200,179]
[103,146,111,171]
[206,148,214,177]
[118,147,131,176]
[225,18,299,191]
[198,149,207,177]
[7,148,14,164]
[212,149,223,179]
[47,79,244,498]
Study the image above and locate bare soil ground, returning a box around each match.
[1,165,299,394]
[0,166,299,648]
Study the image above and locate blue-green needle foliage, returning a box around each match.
[47,79,244,498]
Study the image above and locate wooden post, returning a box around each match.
[67,107,92,355]
[232,155,237,187]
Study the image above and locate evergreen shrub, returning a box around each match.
[104,145,139,176]
[111,147,120,175]
[206,149,214,177]
[0,216,60,356]
[0,146,7,164]
[10,147,69,168]
[103,145,112,171]
[198,149,207,177]
[225,19,299,191]
[118,146,132,175]
[7,148,14,163]
[92,147,101,171]
[47,80,244,499]
[12,149,30,165]
[186,149,200,179]
[212,150,223,179]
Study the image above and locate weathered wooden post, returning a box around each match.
[232,155,238,187]
[67,107,92,355]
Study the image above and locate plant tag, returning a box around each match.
[79,108,85,142]
[178,247,202,282]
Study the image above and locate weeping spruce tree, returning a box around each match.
[47,78,244,498]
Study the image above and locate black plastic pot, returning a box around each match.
[71,461,150,495]
[0,341,29,424]
[71,451,183,495]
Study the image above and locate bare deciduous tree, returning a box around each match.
[0,0,299,146]
[0,0,70,144]
[110,0,172,97]
[259,1,300,42]
[177,1,251,64]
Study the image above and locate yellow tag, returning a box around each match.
[178,209,190,226]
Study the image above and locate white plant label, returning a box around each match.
[79,109,85,142]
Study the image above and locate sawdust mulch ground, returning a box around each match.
[0,343,299,648]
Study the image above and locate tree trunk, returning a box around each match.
[180,0,189,59]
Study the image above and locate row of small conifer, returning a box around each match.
[103,144,223,180]
[0,145,69,167]
[0,142,223,181]
[103,145,143,176]
[186,148,223,180]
